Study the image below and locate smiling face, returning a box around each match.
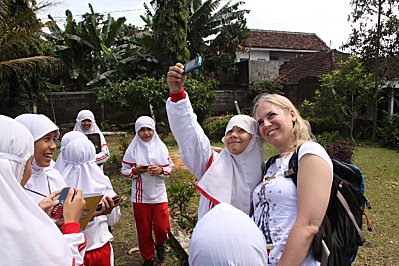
[81,119,92,131]
[34,131,58,167]
[224,126,252,155]
[138,127,154,142]
[255,101,296,154]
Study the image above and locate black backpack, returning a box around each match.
[264,146,372,266]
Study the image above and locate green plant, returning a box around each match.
[248,79,284,100]
[202,114,233,142]
[166,173,197,230]
[377,112,399,151]
[316,131,341,148]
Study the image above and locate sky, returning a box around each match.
[40,0,353,51]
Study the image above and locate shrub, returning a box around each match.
[167,173,198,230]
[316,131,341,148]
[202,114,233,142]
[326,139,355,163]
[377,112,399,151]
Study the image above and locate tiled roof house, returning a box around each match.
[279,49,349,84]
[237,29,330,65]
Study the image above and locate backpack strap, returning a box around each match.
[336,190,365,243]
[284,145,301,186]
[263,154,280,176]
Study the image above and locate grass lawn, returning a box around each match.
[105,134,399,265]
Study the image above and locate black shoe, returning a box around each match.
[155,243,166,262]
[142,260,154,266]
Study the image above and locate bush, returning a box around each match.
[377,112,399,151]
[202,114,233,142]
[316,131,341,148]
[166,170,198,230]
[326,139,355,163]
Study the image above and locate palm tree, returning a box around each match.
[0,0,62,113]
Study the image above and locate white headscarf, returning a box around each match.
[15,113,65,203]
[189,203,268,266]
[122,116,170,166]
[73,110,102,134]
[0,115,73,266]
[197,115,264,215]
[54,131,87,173]
[15,113,59,141]
[60,138,114,196]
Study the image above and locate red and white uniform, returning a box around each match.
[73,110,110,170]
[121,116,173,261]
[0,115,86,266]
[60,137,121,266]
[166,90,264,219]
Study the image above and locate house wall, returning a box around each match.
[248,60,279,83]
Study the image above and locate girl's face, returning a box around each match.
[34,131,58,167]
[20,156,33,186]
[138,127,154,142]
[81,119,92,131]
[224,126,252,155]
[255,101,296,153]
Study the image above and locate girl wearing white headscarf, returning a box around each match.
[60,137,121,266]
[0,115,87,266]
[121,116,174,265]
[189,203,268,266]
[54,131,88,173]
[73,109,110,170]
[15,113,67,204]
[166,64,264,220]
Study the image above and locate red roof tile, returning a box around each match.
[247,29,329,51]
[279,49,349,83]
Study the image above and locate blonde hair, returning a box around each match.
[252,93,315,156]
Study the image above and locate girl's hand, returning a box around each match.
[167,63,185,94]
[136,165,149,174]
[148,165,162,176]
[39,189,62,216]
[63,189,85,224]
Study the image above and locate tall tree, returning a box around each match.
[142,0,249,75]
[343,0,399,140]
[314,56,375,142]
[151,0,190,75]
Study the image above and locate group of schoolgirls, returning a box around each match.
[1,109,174,266]
[1,110,120,266]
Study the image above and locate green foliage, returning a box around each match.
[96,77,216,124]
[202,114,233,142]
[325,139,355,163]
[315,131,341,148]
[0,0,62,113]
[377,112,399,151]
[152,0,190,75]
[166,175,197,229]
[344,0,399,80]
[314,56,375,142]
[248,79,284,100]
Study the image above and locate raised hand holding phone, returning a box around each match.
[182,56,202,75]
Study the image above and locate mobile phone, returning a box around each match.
[96,195,120,211]
[51,187,73,220]
[182,56,202,76]
[141,165,149,170]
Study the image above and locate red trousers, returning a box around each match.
[84,241,112,266]
[133,202,170,260]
